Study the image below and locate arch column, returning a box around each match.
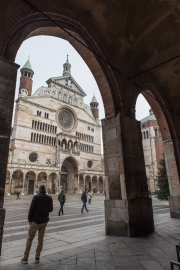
[102,113,154,237]
[97,176,99,193]
[164,140,180,217]
[34,175,37,195]
[21,175,26,195]
[0,57,19,255]
[7,175,12,196]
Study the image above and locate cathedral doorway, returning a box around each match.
[60,157,78,193]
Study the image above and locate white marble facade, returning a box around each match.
[6,58,104,195]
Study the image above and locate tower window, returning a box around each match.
[87,126,90,130]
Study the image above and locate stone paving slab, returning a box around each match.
[1,195,180,269]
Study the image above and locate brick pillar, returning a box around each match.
[102,114,154,237]
[164,140,180,217]
[0,56,19,255]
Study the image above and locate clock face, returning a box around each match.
[21,88,28,96]
[58,111,73,129]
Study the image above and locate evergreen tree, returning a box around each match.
[155,156,170,200]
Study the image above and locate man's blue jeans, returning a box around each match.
[81,202,88,212]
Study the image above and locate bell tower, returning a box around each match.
[19,59,34,96]
[63,55,71,76]
[90,95,99,119]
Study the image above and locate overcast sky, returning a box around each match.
[14,36,150,122]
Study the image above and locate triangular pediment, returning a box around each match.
[46,75,86,97]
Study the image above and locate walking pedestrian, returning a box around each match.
[16,191,21,200]
[87,190,92,204]
[21,185,53,264]
[81,191,89,213]
[58,189,66,216]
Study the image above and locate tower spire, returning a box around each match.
[63,55,71,76]
[90,94,99,119]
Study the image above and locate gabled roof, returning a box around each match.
[46,75,86,97]
[21,59,33,72]
[141,113,156,123]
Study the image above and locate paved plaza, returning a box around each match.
[0,194,180,269]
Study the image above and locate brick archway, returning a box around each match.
[1,3,121,117]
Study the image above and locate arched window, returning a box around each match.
[32,120,34,128]
[42,135,44,144]
[58,140,60,146]
[31,132,33,141]
[39,134,41,143]
[36,134,39,143]
[146,131,149,138]
[34,133,36,142]
[63,94,67,102]
[35,121,37,129]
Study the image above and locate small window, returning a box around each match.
[146,131,149,139]
[91,128,94,132]
[87,126,90,131]
[155,129,158,137]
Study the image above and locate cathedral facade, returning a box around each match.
[6,57,104,195]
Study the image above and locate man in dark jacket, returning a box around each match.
[58,189,66,216]
[81,191,89,213]
[21,185,53,264]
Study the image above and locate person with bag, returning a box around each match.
[88,190,92,204]
[58,189,66,216]
[81,191,89,213]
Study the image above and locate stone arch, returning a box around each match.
[25,170,36,194]
[11,170,23,194]
[92,175,98,193]
[48,172,58,194]
[1,3,120,117]
[85,175,91,192]
[99,176,104,193]
[135,84,180,200]
[61,138,67,150]
[68,139,73,150]
[74,140,78,152]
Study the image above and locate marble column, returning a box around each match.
[102,113,154,237]
[34,176,37,195]
[7,176,12,196]
[0,56,19,255]
[21,176,26,195]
